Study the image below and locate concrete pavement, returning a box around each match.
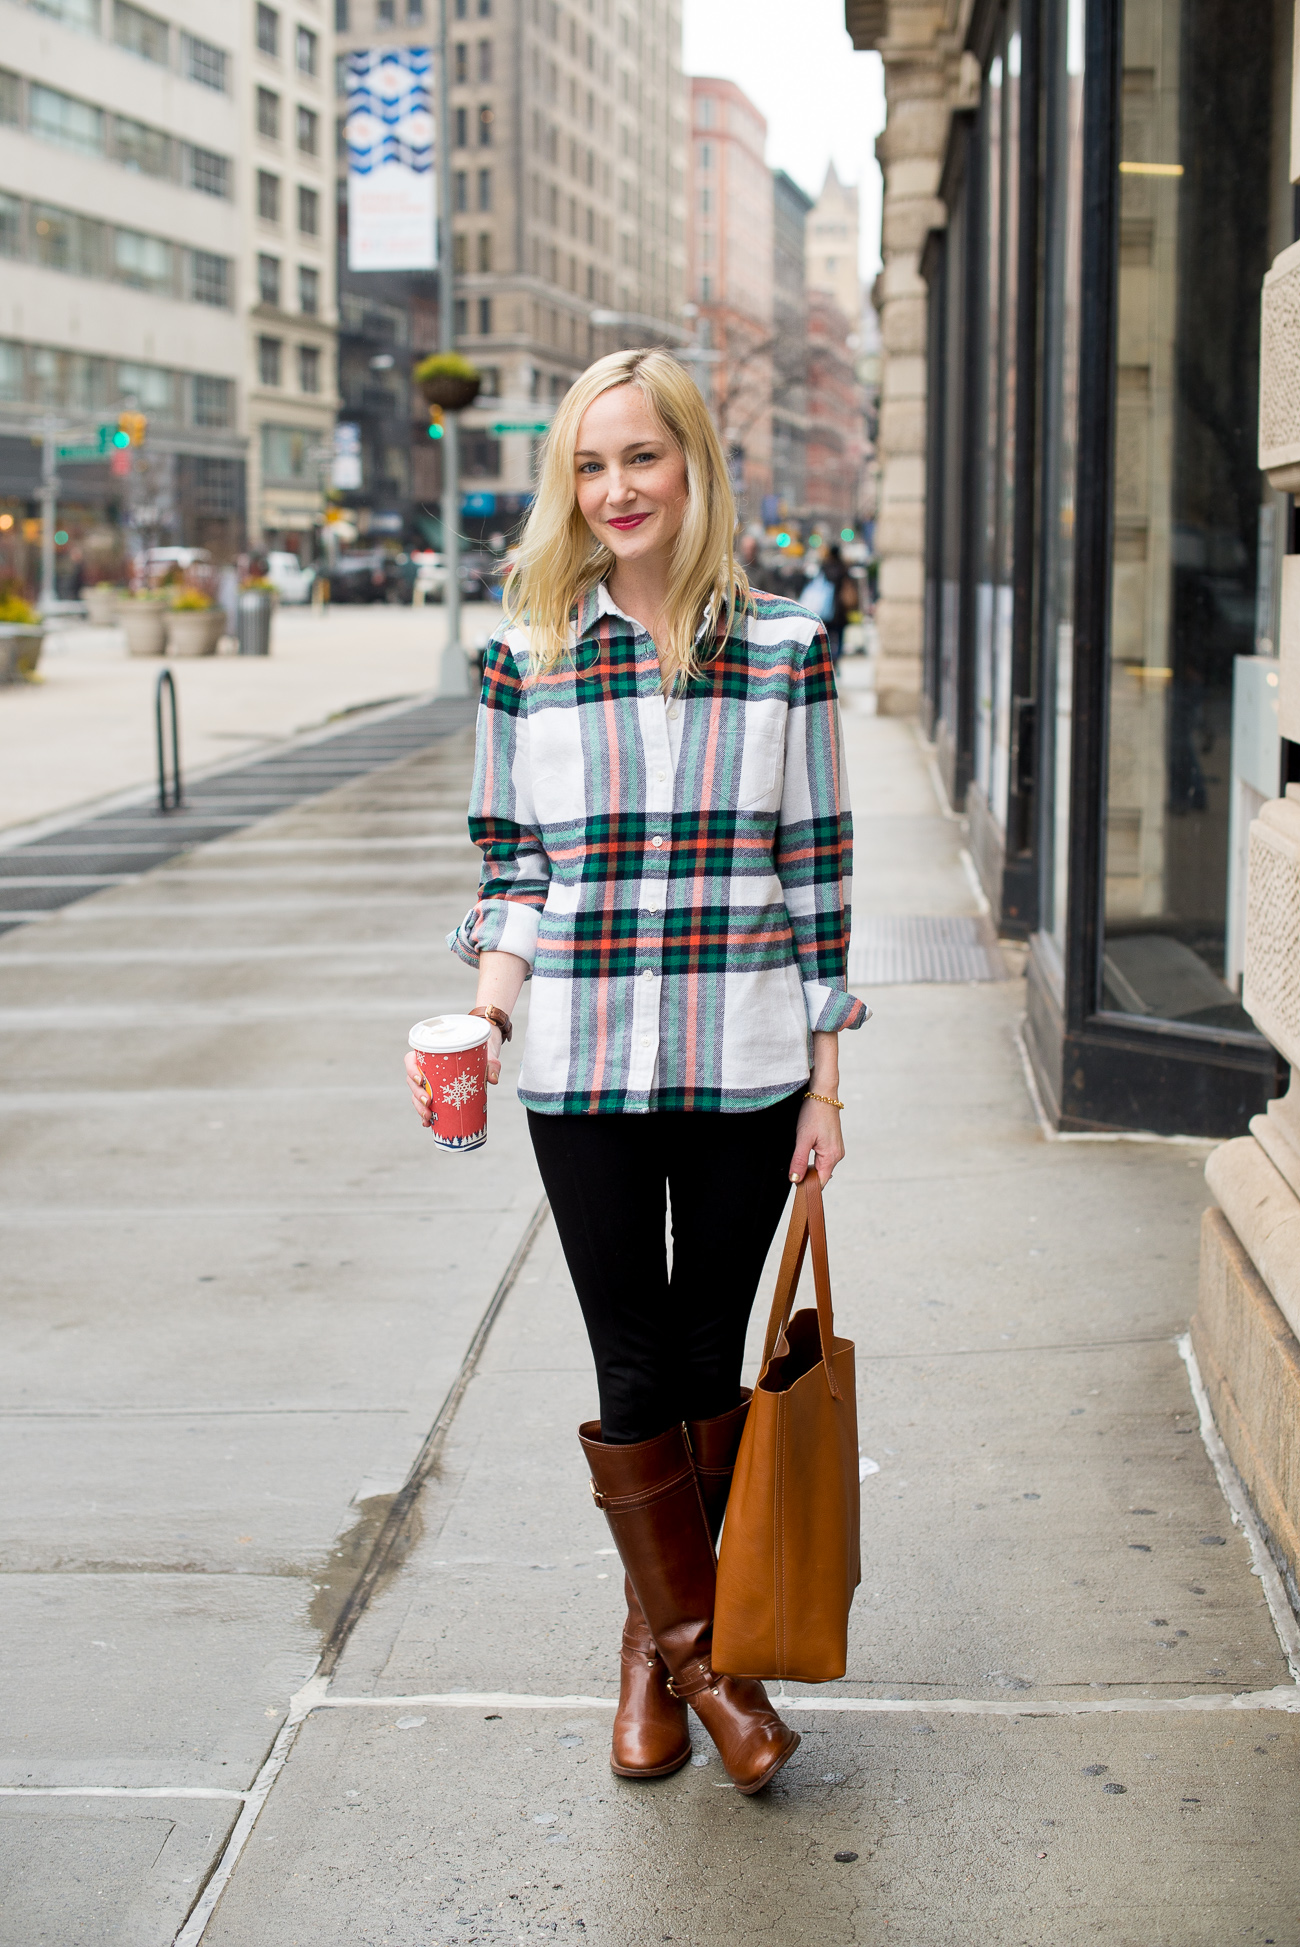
[0,603,498,836]
[2,676,1298,1944]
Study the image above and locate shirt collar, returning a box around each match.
[579,579,718,646]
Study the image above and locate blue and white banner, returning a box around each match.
[345,47,435,272]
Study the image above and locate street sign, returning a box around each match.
[490,420,550,434]
[57,444,104,462]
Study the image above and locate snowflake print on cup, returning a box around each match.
[408,1015,491,1151]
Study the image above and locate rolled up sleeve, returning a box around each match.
[447,640,551,973]
[773,625,870,1035]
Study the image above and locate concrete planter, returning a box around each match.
[166,609,223,658]
[0,623,45,683]
[85,585,121,626]
[122,607,168,657]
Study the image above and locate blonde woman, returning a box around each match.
[409,348,867,1795]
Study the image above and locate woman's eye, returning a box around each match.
[632,451,657,464]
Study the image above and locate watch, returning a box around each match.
[468,1002,513,1043]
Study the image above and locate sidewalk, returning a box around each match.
[201,698,1298,1944]
[0,603,498,836]
[2,682,1297,1946]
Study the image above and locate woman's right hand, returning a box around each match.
[404,1028,504,1129]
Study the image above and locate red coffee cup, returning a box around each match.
[409,1014,491,1151]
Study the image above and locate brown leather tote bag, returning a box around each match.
[712,1169,860,1682]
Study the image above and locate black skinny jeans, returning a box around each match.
[527,1088,805,1445]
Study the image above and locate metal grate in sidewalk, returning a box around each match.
[0,694,477,936]
[848,914,1008,985]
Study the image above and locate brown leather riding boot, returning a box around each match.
[579,1419,799,1796]
[686,1390,752,1544]
[612,1577,692,1779]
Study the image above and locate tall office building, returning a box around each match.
[686,76,773,521]
[244,0,339,553]
[805,161,862,335]
[0,0,251,584]
[771,166,812,525]
[334,0,688,544]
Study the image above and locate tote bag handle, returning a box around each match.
[758,1170,843,1401]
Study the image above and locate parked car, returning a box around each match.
[264,551,316,605]
[329,551,401,604]
[410,551,447,602]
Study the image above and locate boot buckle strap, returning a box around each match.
[587,1464,696,1516]
[589,1478,607,1509]
[667,1659,715,1701]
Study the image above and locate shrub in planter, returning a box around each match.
[414,351,482,412]
[167,590,222,657]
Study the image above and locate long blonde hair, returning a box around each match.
[502,347,749,690]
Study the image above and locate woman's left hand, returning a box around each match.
[788,1095,844,1189]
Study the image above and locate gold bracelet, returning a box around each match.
[805,1090,844,1110]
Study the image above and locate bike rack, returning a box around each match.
[155,667,182,813]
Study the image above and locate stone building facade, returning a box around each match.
[846,0,975,715]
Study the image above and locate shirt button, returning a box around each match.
[640,968,654,980]
[645,904,658,915]
[668,707,679,720]
[641,1036,651,1048]
[651,835,664,848]
[656,769,666,782]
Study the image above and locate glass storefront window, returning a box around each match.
[1039,0,1085,954]
[972,11,1021,834]
[1102,0,1285,1033]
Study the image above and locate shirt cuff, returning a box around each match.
[804,980,872,1033]
[447,900,541,973]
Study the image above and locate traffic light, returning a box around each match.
[427,406,444,441]
[118,410,147,446]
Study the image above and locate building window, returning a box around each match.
[259,336,283,386]
[256,4,279,57]
[477,167,491,211]
[296,25,318,74]
[114,228,172,292]
[193,374,234,427]
[298,263,319,314]
[476,230,491,272]
[0,193,21,258]
[258,171,281,221]
[297,185,319,236]
[296,105,318,154]
[334,0,348,24]
[378,0,395,18]
[699,142,711,170]
[113,0,169,64]
[454,42,468,83]
[31,205,104,277]
[477,296,491,335]
[297,344,321,393]
[257,87,281,139]
[477,0,490,14]
[700,274,711,302]
[408,0,424,18]
[478,104,492,146]
[453,169,468,212]
[191,250,231,306]
[455,0,467,15]
[183,33,229,91]
[478,38,492,81]
[453,232,468,272]
[257,253,281,306]
[117,361,176,414]
[114,116,171,177]
[261,423,319,482]
[29,87,105,159]
[454,105,468,148]
[26,0,97,31]
[461,431,501,476]
[698,95,714,127]
[0,70,19,127]
[189,147,231,197]
[454,297,468,335]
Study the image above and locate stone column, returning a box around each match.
[848,2,970,717]
[1192,202,1300,1595]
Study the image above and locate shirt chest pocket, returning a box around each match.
[735,706,786,812]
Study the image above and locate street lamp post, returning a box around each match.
[39,417,59,614]
[436,0,467,698]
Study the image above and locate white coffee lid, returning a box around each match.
[409,1013,492,1055]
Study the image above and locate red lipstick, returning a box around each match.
[607,513,650,530]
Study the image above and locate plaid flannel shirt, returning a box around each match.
[449,582,869,1115]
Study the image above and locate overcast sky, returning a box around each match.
[681,0,887,280]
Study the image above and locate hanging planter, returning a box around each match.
[414,351,482,412]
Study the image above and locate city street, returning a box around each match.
[2,665,1296,1945]
[0,604,500,838]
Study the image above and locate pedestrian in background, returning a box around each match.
[820,544,856,665]
[409,347,867,1795]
